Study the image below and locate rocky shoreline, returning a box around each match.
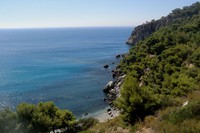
[102,54,127,119]
[81,54,127,122]
[103,70,126,103]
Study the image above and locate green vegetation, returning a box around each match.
[142,91,200,133]
[115,76,160,123]
[116,1,200,130]
[0,109,18,133]
[78,117,99,131]
[1,2,200,133]
[88,3,200,132]
[0,102,99,133]
[127,2,200,45]
[0,102,77,133]
[86,2,200,132]
[89,116,131,133]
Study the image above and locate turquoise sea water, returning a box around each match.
[0,27,131,116]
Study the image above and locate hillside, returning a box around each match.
[126,2,200,45]
[88,2,200,133]
[118,2,200,122]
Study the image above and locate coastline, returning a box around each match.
[86,107,120,122]
[86,54,127,122]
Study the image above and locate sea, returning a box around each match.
[0,27,131,117]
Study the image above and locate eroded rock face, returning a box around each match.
[126,20,168,45]
[126,6,200,45]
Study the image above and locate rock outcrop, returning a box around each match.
[126,18,168,45]
[104,68,126,101]
[126,2,200,45]
[103,65,109,69]
[103,81,114,93]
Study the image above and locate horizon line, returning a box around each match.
[0,25,134,30]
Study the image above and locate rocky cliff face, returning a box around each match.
[126,2,200,45]
[126,18,169,45]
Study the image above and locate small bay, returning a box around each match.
[0,27,131,117]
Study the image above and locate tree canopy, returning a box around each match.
[117,2,200,124]
[0,102,76,133]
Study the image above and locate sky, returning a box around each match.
[0,0,199,28]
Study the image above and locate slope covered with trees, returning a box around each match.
[126,2,200,45]
[115,2,200,130]
[86,2,200,133]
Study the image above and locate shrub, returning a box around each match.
[169,101,200,124]
[116,75,161,123]
[0,109,18,133]
[78,117,99,131]
[17,102,76,133]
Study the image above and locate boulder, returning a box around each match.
[118,75,126,81]
[117,82,122,87]
[107,108,111,112]
[103,64,109,68]
[115,87,120,92]
[109,102,113,106]
[116,54,121,58]
[103,81,114,92]
[103,98,107,102]
[84,113,88,116]
[112,73,116,78]
[108,111,112,115]
[122,74,126,78]
[182,101,189,107]
[109,89,115,94]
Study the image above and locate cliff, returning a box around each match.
[126,2,200,45]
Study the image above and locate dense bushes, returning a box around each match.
[78,117,99,131]
[0,109,18,133]
[19,102,76,132]
[148,99,200,133]
[0,102,100,133]
[169,101,200,124]
[0,102,77,133]
[117,2,200,124]
[116,76,161,123]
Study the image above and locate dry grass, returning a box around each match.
[88,116,132,133]
[138,90,200,133]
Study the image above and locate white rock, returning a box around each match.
[182,101,189,107]
[103,81,114,92]
[117,82,122,87]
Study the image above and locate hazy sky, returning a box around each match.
[0,0,199,28]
